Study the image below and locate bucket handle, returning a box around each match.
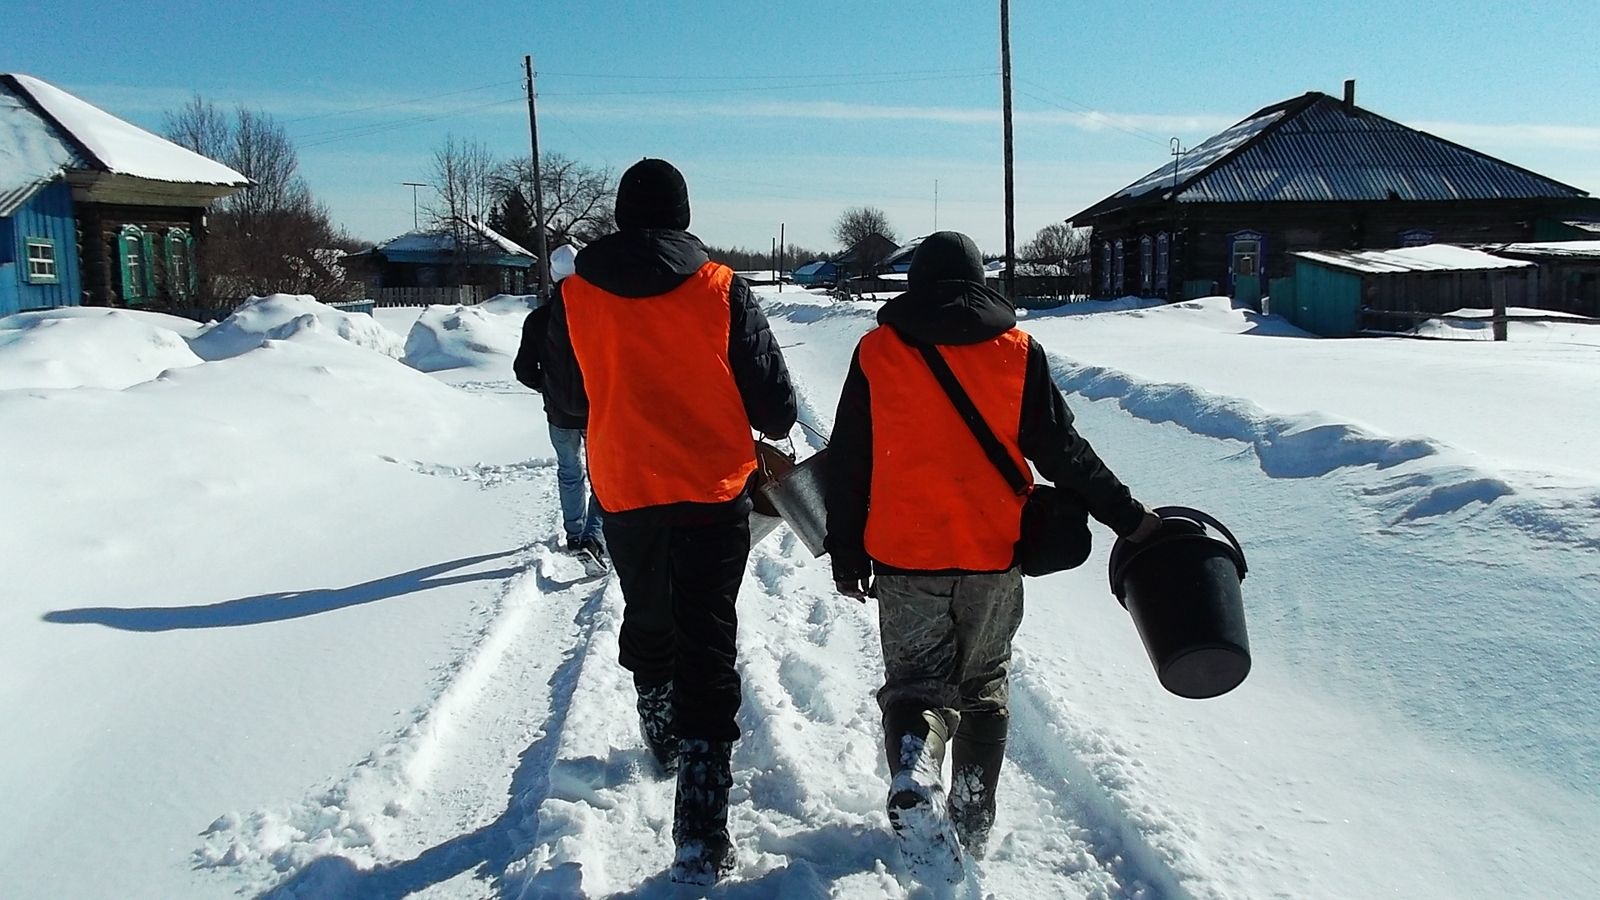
[1153,506,1248,579]
[795,419,830,447]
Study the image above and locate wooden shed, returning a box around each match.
[1283,245,1535,336]
[1070,82,1600,306]
[1487,241,1600,317]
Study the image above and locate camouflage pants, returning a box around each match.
[874,568,1025,720]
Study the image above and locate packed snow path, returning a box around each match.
[5,294,1596,899]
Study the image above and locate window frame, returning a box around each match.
[117,225,149,303]
[24,237,58,285]
[165,228,195,299]
[1155,233,1170,292]
[1140,235,1154,294]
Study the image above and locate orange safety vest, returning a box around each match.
[858,326,1032,571]
[562,261,756,512]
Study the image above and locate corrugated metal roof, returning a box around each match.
[1492,240,1600,261]
[1072,92,1590,220]
[1294,244,1535,275]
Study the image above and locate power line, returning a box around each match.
[280,79,523,124]
[544,72,997,98]
[295,96,523,147]
[1013,78,1171,145]
[541,66,997,82]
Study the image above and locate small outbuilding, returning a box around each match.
[1282,244,1534,336]
[1486,241,1600,317]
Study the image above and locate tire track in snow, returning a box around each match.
[196,541,613,899]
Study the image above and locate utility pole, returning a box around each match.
[402,182,426,229]
[779,222,785,292]
[1000,0,1016,301]
[525,54,550,300]
[934,179,939,231]
[771,237,777,284]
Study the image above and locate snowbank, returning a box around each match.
[402,303,526,372]
[190,294,405,362]
[0,307,202,390]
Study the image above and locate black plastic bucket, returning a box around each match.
[1108,506,1250,699]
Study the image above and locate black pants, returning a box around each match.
[606,516,750,742]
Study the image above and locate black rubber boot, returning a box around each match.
[948,710,1008,858]
[883,704,963,882]
[635,679,677,778]
[670,738,735,886]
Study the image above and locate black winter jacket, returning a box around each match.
[825,281,1147,582]
[545,228,798,525]
[513,282,588,430]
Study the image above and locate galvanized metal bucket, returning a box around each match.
[757,447,830,557]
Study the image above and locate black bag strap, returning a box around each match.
[905,333,1030,497]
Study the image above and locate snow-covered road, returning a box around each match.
[4,292,1597,899]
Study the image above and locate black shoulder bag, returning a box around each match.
[911,339,1092,576]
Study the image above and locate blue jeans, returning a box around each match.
[549,423,603,543]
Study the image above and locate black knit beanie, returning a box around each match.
[908,231,986,289]
[615,158,690,230]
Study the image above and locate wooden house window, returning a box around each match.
[1099,242,1112,294]
[1140,236,1154,294]
[1113,239,1126,294]
[1398,229,1435,247]
[117,225,155,303]
[1156,233,1170,292]
[25,238,57,284]
[165,229,195,298]
[1231,236,1261,278]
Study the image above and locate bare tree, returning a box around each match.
[1021,223,1090,264]
[162,98,360,303]
[491,152,616,248]
[833,206,897,250]
[427,135,498,229]
[161,95,230,161]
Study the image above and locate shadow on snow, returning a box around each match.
[40,549,526,631]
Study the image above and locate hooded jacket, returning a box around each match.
[825,234,1146,579]
[545,228,797,525]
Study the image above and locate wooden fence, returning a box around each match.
[372,286,484,308]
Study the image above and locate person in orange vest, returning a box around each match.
[824,231,1160,877]
[545,158,797,885]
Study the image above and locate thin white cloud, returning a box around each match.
[1416,119,1600,152]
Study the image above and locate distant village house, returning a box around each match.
[1070,81,1600,309]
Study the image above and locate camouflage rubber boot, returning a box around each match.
[669,738,735,886]
[948,710,1008,859]
[635,680,677,778]
[883,704,963,883]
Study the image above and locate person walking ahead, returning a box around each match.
[547,158,797,885]
[825,231,1159,875]
[514,243,605,565]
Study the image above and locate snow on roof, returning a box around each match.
[1294,243,1535,275]
[1492,240,1600,260]
[4,74,247,187]
[375,218,535,259]
[0,80,86,215]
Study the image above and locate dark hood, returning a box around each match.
[573,228,710,298]
[876,281,1015,346]
[877,230,1015,345]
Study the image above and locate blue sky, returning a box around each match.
[7,1,1599,253]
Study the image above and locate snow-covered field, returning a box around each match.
[3,289,1596,899]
